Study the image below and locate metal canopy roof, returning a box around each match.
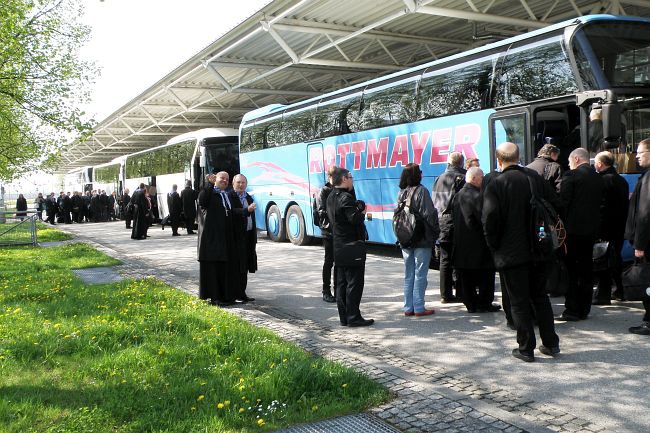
[59,0,650,172]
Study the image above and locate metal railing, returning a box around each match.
[0,211,37,246]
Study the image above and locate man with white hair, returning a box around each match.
[557,148,604,321]
[453,166,499,313]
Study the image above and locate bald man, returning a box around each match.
[483,142,560,362]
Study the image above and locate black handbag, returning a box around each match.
[622,258,650,301]
[592,240,616,272]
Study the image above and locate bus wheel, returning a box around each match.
[286,204,310,246]
[266,204,286,242]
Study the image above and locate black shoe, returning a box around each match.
[348,318,374,327]
[629,322,650,335]
[556,312,582,322]
[466,307,477,313]
[322,293,336,303]
[478,304,502,313]
[612,291,625,301]
[511,348,534,363]
[441,296,462,304]
[506,321,516,331]
[592,299,611,305]
[539,345,561,357]
[237,296,255,303]
[340,321,348,327]
[172,232,180,236]
[126,226,132,229]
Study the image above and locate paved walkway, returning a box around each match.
[55,221,650,433]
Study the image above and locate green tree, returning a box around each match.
[0,0,96,181]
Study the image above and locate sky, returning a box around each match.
[80,0,271,122]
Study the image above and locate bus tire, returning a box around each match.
[285,204,311,246]
[266,204,286,242]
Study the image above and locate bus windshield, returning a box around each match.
[204,140,239,177]
[575,21,650,88]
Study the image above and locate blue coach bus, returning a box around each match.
[240,15,650,247]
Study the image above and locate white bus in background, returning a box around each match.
[92,157,124,195]
[63,166,92,193]
[122,128,240,219]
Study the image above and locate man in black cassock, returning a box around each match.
[121,189,132,229]
[130,183,149,240]
[197,171,240,305]
[231,174,257,303]
[167,184,183,236]
[181,180,198,234]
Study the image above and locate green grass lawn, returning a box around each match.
[36,221,74,242]
[0,244,388,432]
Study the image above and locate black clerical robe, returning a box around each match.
[130,189,149,240]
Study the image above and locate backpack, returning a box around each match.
[526,175,566,262]
[393,186,425,248]
[311,194,320,227]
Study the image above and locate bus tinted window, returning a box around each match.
[314,94,361,138]
[359,80,418,131]
[577,22,650,87]
[497,37,578,105]
[418,56,497,120]
[125,141,194,177]
[281,107,315,144]
[94,164,120,184]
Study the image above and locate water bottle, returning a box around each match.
[538,226,546,241]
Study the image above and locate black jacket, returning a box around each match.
[181,186,198,220]
[197,184,234,262]
[432,165,466,242]
[526,156,563,193]
[167,191,182,223]
[327,187,367,267]
[599,166,629,241]
[559,163,604,238]
[231,191,258,273]
[625,170,650,251]
[317,183,334,236]
[396,184,439,248]
[482,165,559,270]
[452,183,493,269]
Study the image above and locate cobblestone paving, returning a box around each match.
[65,238,607,433]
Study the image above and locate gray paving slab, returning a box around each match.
[57,221,650,433]
[71,267,123,284]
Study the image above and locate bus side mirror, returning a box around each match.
[602,102,622,149]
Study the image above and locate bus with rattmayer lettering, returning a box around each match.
[240,14,648,249]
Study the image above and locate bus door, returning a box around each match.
[488,109,530,169]
[532,102,581,171]
[307,142,325,236]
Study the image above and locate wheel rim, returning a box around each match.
[288,212,301,239]
[268,212,279,235]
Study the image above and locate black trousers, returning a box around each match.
[457,269,495,310]
[564,234,596,318]
[336,265,365,325]
[240,272,248,297]
[501,263,559,355]
[439,241,460,300]
[594,238,624,300]
[185,216,195,233]
[322,236,337,295]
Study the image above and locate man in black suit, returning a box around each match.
[593,151,629,304]
[121,189,132,229]
[327,166,374,327]
[627,138,650,335]
[231,174,257,303]
[167,184,183,236]
[453,167,499,313]
[483,142,560,362]
[181,180,198,234]
[558,148,605,321]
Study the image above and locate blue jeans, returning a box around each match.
[402,247,432,313]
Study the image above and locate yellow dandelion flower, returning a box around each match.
[197,395,205,401]
[312,405,319,412]
[239,407,245,413]
[217,402,224,409]
[224,400,231,406]
[257,419,265,427]
[342,383,348,388]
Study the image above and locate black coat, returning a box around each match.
[452,183,493,269]
[482,165,559,270]
[327,187,367,267]
[167,191,182,224]
[45,197,58,215]
[625,170,650,251]
[526,156,563,192]
[231,191,258,273]
[16,197,27,214]
[599,166,629,241]
[181,186,198,220]
[130,189,149,239]
[121,194,131,216]
[432,165,466,242]
[71,194,83,212]
[559,163,604,238]
[317,183,334,236]
[197,184,235,262]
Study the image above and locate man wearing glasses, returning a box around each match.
[326,167,374,327]
[626,139,650,335]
